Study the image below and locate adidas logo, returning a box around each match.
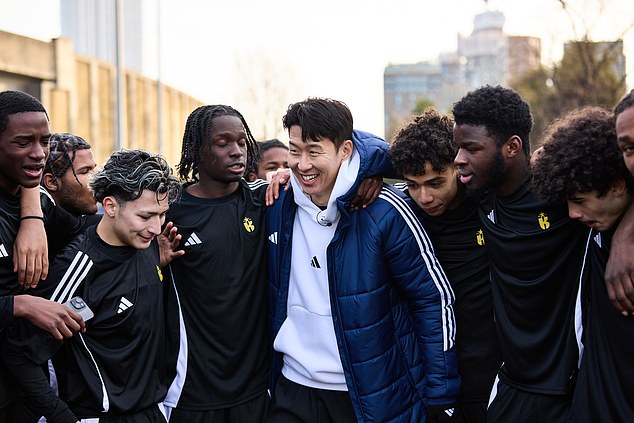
[487,210,496,223]
[594,233,602,247]
[268,232,278,245]
[310,256,321,269]
[444,408,454,417]
[117,296,133,314]
[0,244,8,258]
[184,232,203,247]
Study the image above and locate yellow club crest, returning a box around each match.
[243,217,255,233]
[538,212,550,230]
[476,229,485,246]
[156,265,163,282]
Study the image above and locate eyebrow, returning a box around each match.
[289,140,323,149]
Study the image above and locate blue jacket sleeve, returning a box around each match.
[379,188,460,406]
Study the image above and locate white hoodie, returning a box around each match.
[273,146,360,391]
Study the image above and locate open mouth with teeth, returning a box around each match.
[23,165,44,178]
[301,174,318,182]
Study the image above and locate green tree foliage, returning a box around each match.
[412,97,436,115]
[511,39,626,151]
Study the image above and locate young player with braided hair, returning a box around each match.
[164,105,271,422]
[41,133,98,216]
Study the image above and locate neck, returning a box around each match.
[96,218,123,246]
[186,178,240,199]
[496,158,530,197]
[0,179,19,197]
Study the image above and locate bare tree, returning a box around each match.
[231,50,305,141]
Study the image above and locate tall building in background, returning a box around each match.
[60,0,157,76]
[458,10,507,89]
[383,62,442,140]
[383,9,541,140]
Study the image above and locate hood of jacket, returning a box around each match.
[289,130,390,227]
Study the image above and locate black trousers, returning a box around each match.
[168,392,270,423]
[267,376,356,423]
[487,379,570,423]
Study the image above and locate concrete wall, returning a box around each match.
[0,30,201,168]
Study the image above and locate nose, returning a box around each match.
[30,141,47,161]
[228,142,244,158]
[417,188,434,205]
[297,154,311,172]
[454,149,467,167]
[148,216,163,236]
[567,202,583,220]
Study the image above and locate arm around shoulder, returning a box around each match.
[606,200,634,314]
[379,192,460,404]
[13,295,85,341]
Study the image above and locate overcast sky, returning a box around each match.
[2,0,633,137]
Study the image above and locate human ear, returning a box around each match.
[610,178,627,197]
[42,173,59,192]
[102,196,118,218]
[505,135,523,158]
[340,139,354,161]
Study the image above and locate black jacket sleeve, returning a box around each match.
[1,350,77,423]
[0,321,76,423]
[0,296,14,329]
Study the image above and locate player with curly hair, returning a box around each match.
[453,85,590,423]
[390,109,501,423]
[2,149,182,422]
[532,106,634,423]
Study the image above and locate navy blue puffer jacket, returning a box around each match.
[266,130,460,422]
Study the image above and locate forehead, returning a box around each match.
[4,111,49,135]
[616,107,634,135]
[288,125,330,148]
[453,124,494,144]
[124,189,170,213]
[71,148,95,165]
[404,163,454,183]
[570,190,600,200]
[210,115,245,135]
[261,147,288,161]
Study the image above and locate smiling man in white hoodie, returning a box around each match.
[266,97,459,423]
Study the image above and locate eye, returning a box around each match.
[621,145,634,154]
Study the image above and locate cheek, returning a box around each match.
[624,155,634,174]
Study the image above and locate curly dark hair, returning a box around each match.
[452,85,533,156]
[615,89,634,117]
[390,109,456,177]
[531,107,633,203]
[91,149,181,205]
